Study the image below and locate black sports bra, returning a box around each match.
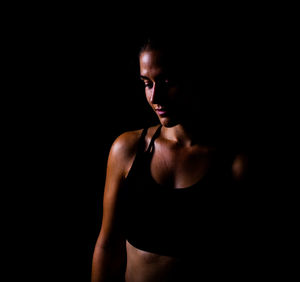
[120,125,245,258]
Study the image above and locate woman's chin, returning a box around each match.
[159,116,179,128]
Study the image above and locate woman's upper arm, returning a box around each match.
[96,130,141,248]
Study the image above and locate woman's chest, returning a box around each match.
[150,146,231,189]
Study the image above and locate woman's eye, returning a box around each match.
[144,82,152,88]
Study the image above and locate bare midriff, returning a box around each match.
[125,240,182,282]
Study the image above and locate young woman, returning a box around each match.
[91,35,249,282]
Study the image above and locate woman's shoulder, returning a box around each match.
[111,124,161,156]
[106,125,160,178]
[110,128,143,159]
[216,141,248,183]
[232,151,248,182]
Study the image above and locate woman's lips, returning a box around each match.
[155,108,168,116]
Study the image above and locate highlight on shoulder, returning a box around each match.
[110,125,161,158]
[108,128,145,179]
[232,152,248,182]
[112,129,144,155]
[106,124,161,179]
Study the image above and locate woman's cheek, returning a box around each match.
[145,90,152,104]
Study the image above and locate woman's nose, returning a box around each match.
[150,83,166,104]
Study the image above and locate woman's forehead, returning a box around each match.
[140,50,165,65]
[139,50,164,72]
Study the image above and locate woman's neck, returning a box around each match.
[162,122,218,148]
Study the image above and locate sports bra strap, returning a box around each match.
[136,127,149,153]
[146,125,162,153]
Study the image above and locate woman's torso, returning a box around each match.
[121,125,248,281]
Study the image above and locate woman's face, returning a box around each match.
[139,50,186,127]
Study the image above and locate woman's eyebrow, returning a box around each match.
[140,75,149,80]
[140,74,168,81]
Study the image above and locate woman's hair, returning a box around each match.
[138,33,198,80]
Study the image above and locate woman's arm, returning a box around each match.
[91,130,142,282]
